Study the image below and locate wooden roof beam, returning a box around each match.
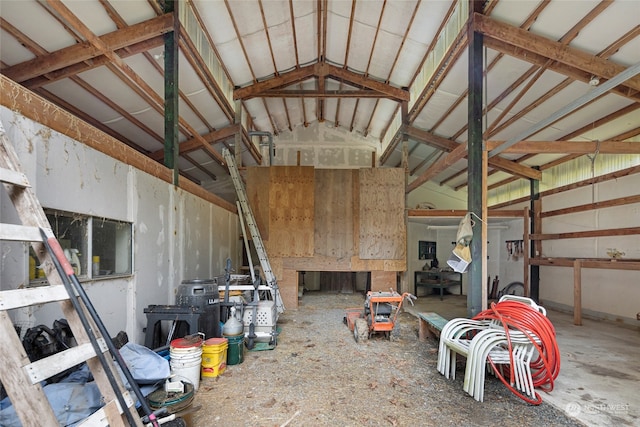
[2,14,173,82]
[407,142,468,193]
[405,126,541,180]
[234,62,409,102]
[486,140,640,154]
[474,13,640,96]
[150,124,241,161]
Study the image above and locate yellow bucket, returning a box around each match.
[201,337,228,378]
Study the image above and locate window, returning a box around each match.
[29,209,133,283]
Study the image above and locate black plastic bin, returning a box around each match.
[176,279,221,339]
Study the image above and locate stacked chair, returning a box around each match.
[437,296,560,404]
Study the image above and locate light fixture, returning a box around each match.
[589,75,600,86]
[426,225,510,230]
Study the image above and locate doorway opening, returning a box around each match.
[298,271,371,294]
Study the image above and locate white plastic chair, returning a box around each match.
[463,328,538,402]
[436,296,546,401]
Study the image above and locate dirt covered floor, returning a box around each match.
[191,292,584,427]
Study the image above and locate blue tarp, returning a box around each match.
[0,342,170,426]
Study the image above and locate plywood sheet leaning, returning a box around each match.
[245,167,271,240]
[268,166,315,257]
[314,169,354,258]
[359,168,406,260]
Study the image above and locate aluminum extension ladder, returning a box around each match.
[0,121,143,426]
[222,148,285,314]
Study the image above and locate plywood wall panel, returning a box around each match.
[245,167,271,240]
[359,168,406,260]
[371,270,397,292]
[314,169,354,258]
[268,166,315,257]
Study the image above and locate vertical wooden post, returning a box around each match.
[234,99,242,167]
[573,259,582,326]
[481,149,488,311]
[523,207,530,297]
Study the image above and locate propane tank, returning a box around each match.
[223,306,244,336]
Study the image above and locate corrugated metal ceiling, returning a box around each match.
[1,0,638,203]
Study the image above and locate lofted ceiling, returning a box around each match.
[1,0,639,205]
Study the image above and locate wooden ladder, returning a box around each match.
[0,121,142,426]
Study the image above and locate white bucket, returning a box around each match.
[170,337,204,391]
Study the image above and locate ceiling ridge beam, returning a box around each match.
[2,14,173,82]
[234,62,409,102]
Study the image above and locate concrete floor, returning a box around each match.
[404,293,640,427]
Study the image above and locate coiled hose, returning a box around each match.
[472,301,561,405]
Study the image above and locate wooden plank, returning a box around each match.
[280,268,299,310]
[540,195,640,218]
[268,166,315,257]
[574,259,582,326]
[531,227,640,240]
[370,271,397,292]
[523,207,530,297]
[283,255,352,272]
[3,14,174,82]
[408,209,523,218]
[25,340,107,384]
[485,140,640,154]
[407,143,468,192]
[529,257,640,270]
[0,223,42,242]
[0,285,69,310]
[314,169,353,258]
[359,168,406,260]
[474,13,640,93]
[0,167,30,187]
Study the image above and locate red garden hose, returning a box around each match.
[472,301,561,405]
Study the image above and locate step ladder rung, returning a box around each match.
[0,223,43,242]
[0,285,70,310]
[24,339,109,384]
[0,167,31,187]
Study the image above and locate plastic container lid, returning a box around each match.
[170,335,203,349]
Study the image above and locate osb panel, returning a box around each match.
[314,169,354,258]
[245,167,271,240]
[359,168,406,260]
[370,271,397,292]
[268,166,315,257]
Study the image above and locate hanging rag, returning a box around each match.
[455,213,474,246]
[448,213,473,273]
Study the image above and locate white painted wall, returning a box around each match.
[0,108,241,344]
[268,122,379,168]
[537,175,639,323]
